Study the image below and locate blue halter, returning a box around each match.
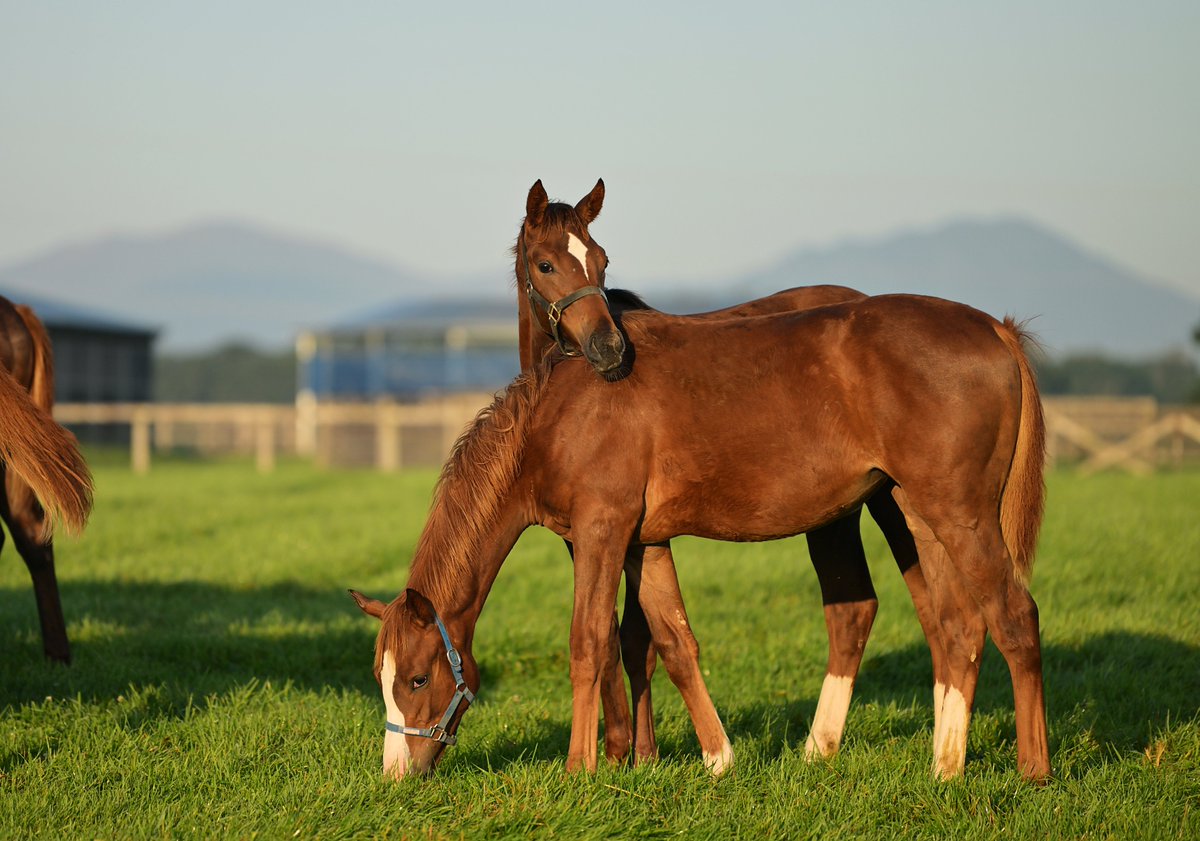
[385,612,475,746]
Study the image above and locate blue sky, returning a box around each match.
[2,1,1197,295]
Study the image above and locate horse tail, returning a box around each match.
[993,317,1046,585]
[0,366,93,542]
[15,305,55,412]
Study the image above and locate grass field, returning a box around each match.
[1,457,1198,839]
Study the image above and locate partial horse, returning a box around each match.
[0,297,93,662]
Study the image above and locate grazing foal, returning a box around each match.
[353,294,1048,782]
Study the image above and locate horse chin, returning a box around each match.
[597,360,632,382]
[384,748,442,781]
[386,753,439,782]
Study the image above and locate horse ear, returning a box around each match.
[403,588,437,628]
[575,178,604,225]
[525,180,549,229]
[348,589,386,620]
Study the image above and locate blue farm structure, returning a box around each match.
[296,298,521,402]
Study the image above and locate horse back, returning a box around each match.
[531,294,1026,541]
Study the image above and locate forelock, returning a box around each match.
[536,203,585,239]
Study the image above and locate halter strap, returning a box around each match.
[519,234,607,358]
[385,612,475,746]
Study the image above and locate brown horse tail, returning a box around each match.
[0,366,93,541]
[993,317,1047,584]
[15,305,55,412]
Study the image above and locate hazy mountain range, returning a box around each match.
[726,217,1198,358]
[1,216,1195,357]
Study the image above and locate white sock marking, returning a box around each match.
[933,685,969,780]
[804,673,854,759]
[381,651,411,778]
[703,723,735,776]
[566,233,590,282]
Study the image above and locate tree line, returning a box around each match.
[154,342,1200,405]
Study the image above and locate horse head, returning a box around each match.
[350,588,479,779]
[517,179,625,373]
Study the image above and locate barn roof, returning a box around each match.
[321,297,516,335]
[0,287,157,337]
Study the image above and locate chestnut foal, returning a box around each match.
[513,180,949,773]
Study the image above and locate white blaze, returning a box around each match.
[804,673,854,759]
[566,233,590,281]
[380,651,411,778]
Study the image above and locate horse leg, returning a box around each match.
[620,544,660,764]
[868,490,949,745]
[601,610,633,764]
[889,487,989,778]
[565,539,632,765]
[803,509,877,759]
[900,489,1050,781]
[626,543,733,775]
[942,528,1048,781]
[2,484,70,664]
[566,533,628,774]
[929,563,988,780]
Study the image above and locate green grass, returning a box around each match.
[1,460,1198,839]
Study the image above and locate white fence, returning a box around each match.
[53,393,491,474]
[54,396,1200,475]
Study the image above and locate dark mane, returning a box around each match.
[605,288,654,313]
[402,362,551,612]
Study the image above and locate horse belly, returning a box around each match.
[638,457,879,544]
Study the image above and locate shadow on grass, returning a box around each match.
[0,579,384,710]
[710,631,1200,767]
[3,577,1197,773]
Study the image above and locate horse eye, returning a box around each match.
[537,261,553,274]
[411,675,428,690]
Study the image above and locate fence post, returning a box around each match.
[256,411,276,473]
[131,409,151,474]
[295,390,318,458]
[376,403,401,472]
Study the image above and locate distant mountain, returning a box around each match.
[2,215,1194,358]
[0,221,476,350]
[703,217,1198,358]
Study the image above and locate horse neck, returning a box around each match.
[404,473,529,649]
[514,237,549,372]
[516,276,538,372]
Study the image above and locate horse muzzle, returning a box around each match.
[383,737,443,780]
[583,330,626,374]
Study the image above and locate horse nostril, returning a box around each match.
[585,331,625,372]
